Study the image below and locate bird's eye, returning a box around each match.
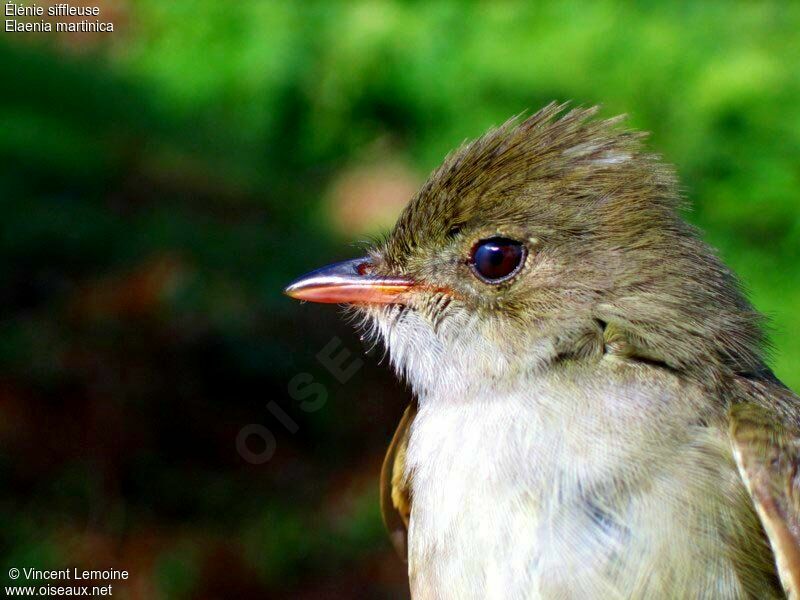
[469,237,527,283]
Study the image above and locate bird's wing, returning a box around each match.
[380,401,416,561]
[730,381,800,597]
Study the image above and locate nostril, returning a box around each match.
[357,261,373,276]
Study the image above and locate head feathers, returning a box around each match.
[373,103,768,395]
[384,103,676,266]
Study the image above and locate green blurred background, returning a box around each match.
[1,1,798,598]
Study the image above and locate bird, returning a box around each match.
[284,103,800,599]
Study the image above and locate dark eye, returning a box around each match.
[469,237,527,283]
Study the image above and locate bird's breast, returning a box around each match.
[404,362,766,599]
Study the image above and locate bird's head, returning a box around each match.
[286,104,765,400]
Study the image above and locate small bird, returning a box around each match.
[285,104,800,599]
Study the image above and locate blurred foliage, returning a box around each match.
[0,1,798,598]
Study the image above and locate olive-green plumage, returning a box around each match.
[289,103,800,599]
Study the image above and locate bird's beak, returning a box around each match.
[284,257,414,305]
